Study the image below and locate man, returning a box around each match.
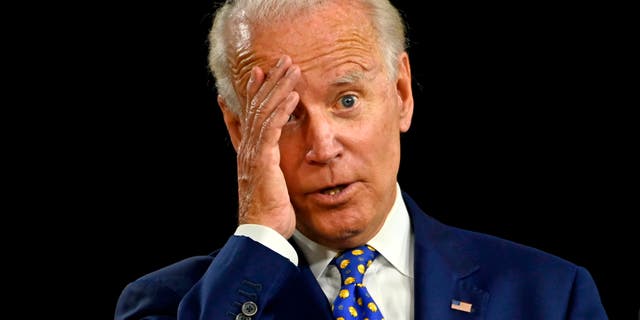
[115,0,608,319]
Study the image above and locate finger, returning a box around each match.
[244,66,265,135]
[246,56,292,137]
[255,64,301,145]
[246,60,300,146]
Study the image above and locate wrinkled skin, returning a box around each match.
[218,1,414,250]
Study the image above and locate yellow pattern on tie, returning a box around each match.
[331,245,384,320]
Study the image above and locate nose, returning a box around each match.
[304,112,342,165]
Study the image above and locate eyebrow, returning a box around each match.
[330,70,366,86]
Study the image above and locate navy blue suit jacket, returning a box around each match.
[115,192,608,319]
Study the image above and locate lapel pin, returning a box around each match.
[451,299,473,313]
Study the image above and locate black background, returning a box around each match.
[50,1,636,319]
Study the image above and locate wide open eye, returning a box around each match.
[339,94,358,109]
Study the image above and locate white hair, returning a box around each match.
[208,0,407,114]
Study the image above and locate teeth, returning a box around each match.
[323,186,343,195]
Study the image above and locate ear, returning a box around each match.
[396,52,414,133]
[218,95,242,152]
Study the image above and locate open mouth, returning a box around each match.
[321,184,347,195]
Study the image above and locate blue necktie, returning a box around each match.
[330,245,384,320]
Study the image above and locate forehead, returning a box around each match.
[229,1,381,85]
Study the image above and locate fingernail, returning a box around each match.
[285,65,298,77]
[276,56,286,68]
[248,67,255,84]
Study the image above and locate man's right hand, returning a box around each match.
[235,55,301,239]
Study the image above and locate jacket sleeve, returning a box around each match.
[565,266,609,319]
[178,235,299,319]
[115,235,299,320]
[115,279,185,320]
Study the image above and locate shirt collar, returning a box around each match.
[292,182,414,279]
[368,183,413,278]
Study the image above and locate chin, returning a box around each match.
[306,221,369,249]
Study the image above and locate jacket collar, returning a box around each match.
[403,191,490,320]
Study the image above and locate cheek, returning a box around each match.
[278,137,303,175]
[368,112,402,168]
[362,108,401,150]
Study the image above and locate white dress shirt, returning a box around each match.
[235,183,414,319]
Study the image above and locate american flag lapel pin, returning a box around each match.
[451,299,473,313]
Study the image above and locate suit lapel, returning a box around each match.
[404,192,490,320]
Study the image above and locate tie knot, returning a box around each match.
[331,244,379,285]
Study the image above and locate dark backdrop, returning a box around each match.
[66,1,635,319]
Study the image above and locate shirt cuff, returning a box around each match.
[234,224,299,266]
